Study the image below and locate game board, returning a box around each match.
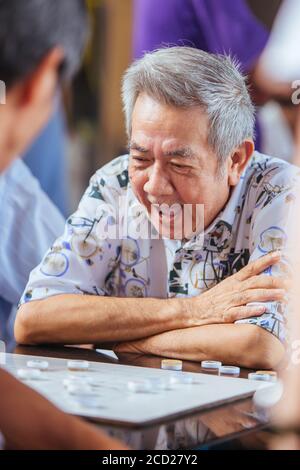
[3,353,272,427]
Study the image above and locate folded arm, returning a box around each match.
[15,294,192,345]
[114,323,285,370]
[15,252,284,346]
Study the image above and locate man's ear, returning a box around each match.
[228,140,255,186]
[19,47,64,108]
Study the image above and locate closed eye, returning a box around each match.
[170,162,190,170]
[171,163,185,168]
[131,156,151,162]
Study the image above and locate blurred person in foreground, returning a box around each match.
[0,0,125,450]
[17,47,298,370]
[0,0,69,345]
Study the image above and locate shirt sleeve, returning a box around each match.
[0,159,65,306]
[133,0,268,72]
[235,161,300,344]
[19,159,127,304]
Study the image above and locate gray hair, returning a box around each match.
[122,47,255,163]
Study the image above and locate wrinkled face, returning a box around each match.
[129,93,231,239]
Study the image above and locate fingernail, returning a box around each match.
[257,306,266,312]
[271,250,281,258]
[252,305,265,312]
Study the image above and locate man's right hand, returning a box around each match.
[183,251,287,327]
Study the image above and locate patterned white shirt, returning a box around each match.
[20,152,300,344]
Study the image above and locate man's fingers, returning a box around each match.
[227,305,266,322]
[232,288,286,306]
[244,274,288,291]
[235,251,281,281]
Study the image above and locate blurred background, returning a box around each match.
[30,0,298,216]
[65,0,133,212]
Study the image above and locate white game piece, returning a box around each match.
[168,373,195,385]
[201,360,222,370]
[66,383,99,397]
[67,360,90,371]
[219,366,240,376]
[64,374,98,386]
[148,377,170,391]
[78,377,104,388]
[0,340,5,365]
[127,379,153,393]
[63,377,85,388]
[27,360,49,370]
[87,377,103,388]
[65,374,87,382]
[161,359,182,371]
[168,374,181,385]
[256,370,277,380]
[17,368,42,380]
[63,375,101,388]
[248,372,276,382]
[75,396,103,409]
[176,374,194,385]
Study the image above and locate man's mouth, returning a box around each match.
[159,210,174,222]
[153,204,183,222]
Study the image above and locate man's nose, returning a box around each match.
[143,165,173,198]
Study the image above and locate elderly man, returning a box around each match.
[16,47,296,369]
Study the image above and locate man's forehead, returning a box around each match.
[129,138,196,158]
[131,97,210,156]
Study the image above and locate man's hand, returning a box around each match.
[182,251,287,327]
